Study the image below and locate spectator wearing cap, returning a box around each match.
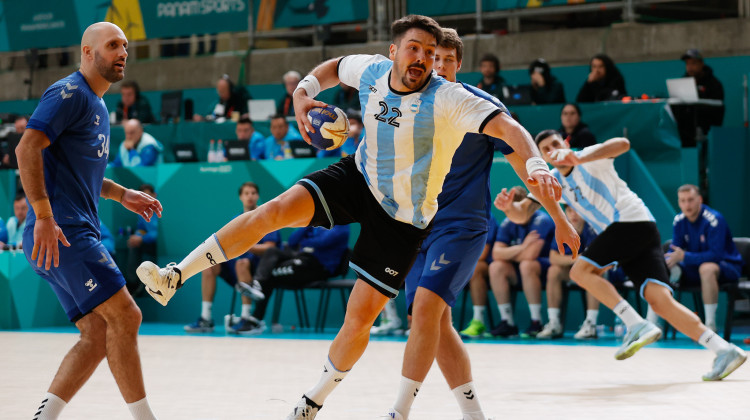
[558,103,596,149]
[576,54,627,103]
[528,58,565,105]
[681,48,725,130]
[476,54,506,101]
[115,80,155,124]
[277,71,301,117]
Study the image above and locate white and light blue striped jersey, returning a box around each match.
[552,157,654,234]
[338,54,501,229]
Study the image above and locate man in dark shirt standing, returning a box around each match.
[682,48,724,131]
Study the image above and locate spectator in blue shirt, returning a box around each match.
[666,184,744,332]
[125,184,159,294]
[256,115,302,160]
[246,224,351,334]
[110,119,163,167]
[4,191,28,248]
[488,186,555,338]
[231,117,266,160]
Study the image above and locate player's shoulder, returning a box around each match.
[340,54,390,71]
[672,212,686,225]
[532,210,553,225]
[700,205,722,227]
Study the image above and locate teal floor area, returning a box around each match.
[14,323,750,351]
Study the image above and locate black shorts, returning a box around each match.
[580,221,672,298]
[298,155,431,298]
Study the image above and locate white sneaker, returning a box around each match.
[574,319,598,339]
[536,321,563,339]
[702,344,747,381]
[286,396,321,419]
[235,279,265,301]
[614,320,662,360]
[136,261,182,306]
[370,318,403,335]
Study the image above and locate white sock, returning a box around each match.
[392,376,422,419]
[613,300,643,328]
[384,299,399,323]
[704,303,718,326]
[305,357,349,406]
[585,309,599,324]
[646,305,660,324]
[472,305,486,324]
[241,303,252,319]
[127,397,158,420]
[452,382,485,419]
[498,303,514,326]
[698,330,731,354]
[528,304,542,322]
[33,393,66,420]
[547,307,560,324]
[176,234,228,282]
[201,301,212,321]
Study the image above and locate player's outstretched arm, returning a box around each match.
[293,57,344,143]
[102,179,163,222]
[493,187,539,224]
[551,137,630,166]
[16,129,70,270]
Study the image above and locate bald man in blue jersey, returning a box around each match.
[17,22,162,420]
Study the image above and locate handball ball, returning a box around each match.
[307,105,349,150]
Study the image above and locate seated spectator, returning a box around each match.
[125,184,159,294]
[115,80,155,124]
[316,114,365,159]
[185,182,280,333]
[488,186,555,338]
[476,54,505,100]
[4,191,28,248]
[558,103,597,149]
[257,115,303,160]
[459,216,500,338]
[246,224,350,334]
[228,117,266,160]
[664,184,744,332]
[332,83,361,116]
[576,53,627,103]
[14,116,27,134]
[681,48,725,131]
[528,58,565,105]
[110,119,163,167]
[196,74,250,122]
[99,218,116,256]
[277,70,301,117]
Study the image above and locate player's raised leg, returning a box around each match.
[137,184,314,305]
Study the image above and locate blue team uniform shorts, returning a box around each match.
[217,250,256,286]
[680,260,742,285]
[405,228,488,312]
[511,257,551,286]
[23,225,126,323]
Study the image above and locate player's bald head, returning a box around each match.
[81,22,125,50]
[80,22,127,84]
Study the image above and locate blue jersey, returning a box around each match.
[485,217,500,263]
[553,221,597,255]
[26,71,110,234]
[288,225,350,275]
[432,82,513,232]
[496,210,556,258]
[672,204,743,267]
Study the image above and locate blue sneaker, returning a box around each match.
[614,320,662,360]
[227,316,266,335]
[702,344,747,381]
[184,317,214,333]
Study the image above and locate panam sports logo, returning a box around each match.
[157,0,245,18]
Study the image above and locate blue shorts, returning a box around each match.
[218,251,256,286]
[23,225,126,323]
[681,261,742,285]
[405,228,487,312]
[511,257,550,286]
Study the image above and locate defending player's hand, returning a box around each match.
[293,90,328,145]
[549,149,582,167]
[527,169,562,202]
[31,217,71,270]
[555,219,581,259]
[494,188,516,212]
[121,189,163,222]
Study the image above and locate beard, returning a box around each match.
[94,51,124,83]
[400,64,427,90]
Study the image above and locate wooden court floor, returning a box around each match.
[1,329,748,419]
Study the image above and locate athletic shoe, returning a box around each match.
[286,395,321,419]
[184,317,214,333]
[489,320,518,338]
[384,409,404,420]
[235,280,265,301]
[521,320,543,338]
[370,318,403,335]
[574,319,598,339]
[536,321,563,339]
[460,319,487,338]
[227,316,266,335]
[614,321,662,360]
[702,344,747,381]
[137,261,182,306]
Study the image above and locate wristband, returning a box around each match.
[294,75,321,99]
[526,157,550,176]
[31,199,53,220]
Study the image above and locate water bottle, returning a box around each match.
[208,139,216,162]
[217,140,226,162]
[614,317,625,338]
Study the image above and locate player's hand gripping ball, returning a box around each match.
[307,105,350,150]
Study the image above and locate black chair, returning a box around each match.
[312,250,356,332]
